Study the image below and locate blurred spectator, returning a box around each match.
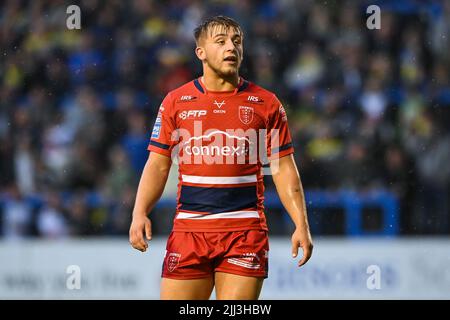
[407,115,450,234]
[65,140,100,190]
[381,144,416,233]
[429,0,450,62]
[336,140,376,190]
[36,191,69,238]
[41,112,74,185]
[359,77,388,122]
[67,32,105,86]
[14,134,36,196]
[65,193,92,236]
[284,43,324,93]
[107,185,135,235]
[0,185,33,240]
[0,134,15,190]
[101,144,137,199]
[121,110,149,173]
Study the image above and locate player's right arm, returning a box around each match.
[129,152,172,252]
[130,93,177,252]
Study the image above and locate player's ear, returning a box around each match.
[195,46,206,61]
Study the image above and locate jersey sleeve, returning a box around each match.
[147,93,178,157]
[266,94,294,160]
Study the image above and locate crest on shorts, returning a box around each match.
[167,252,181,272]
[239,106,254,125]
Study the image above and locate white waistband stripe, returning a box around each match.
[227,258,261,269]
[176,210,259,219]
[181,174,257,184]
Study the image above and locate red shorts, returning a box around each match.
[162,230,269,279]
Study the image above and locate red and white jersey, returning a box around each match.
[148,77,294,232]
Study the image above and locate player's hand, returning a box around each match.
[291,226,313,267]
[129,215,152,252]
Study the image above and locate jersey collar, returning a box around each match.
[193,77,249,96]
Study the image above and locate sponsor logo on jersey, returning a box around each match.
[213,100,226,108]
[213,100,226,114]
[179,110,207,120]
[238,106,254,124]
[183,130,252,157]
[169,121,281,169]
[176,95,197,103]
[247,95,264,103]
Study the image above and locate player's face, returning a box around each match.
[201,26,243,77]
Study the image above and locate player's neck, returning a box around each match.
[201,72,239,92]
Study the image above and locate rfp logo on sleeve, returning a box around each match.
[151,115,162,139]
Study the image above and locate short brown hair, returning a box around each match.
[194,15,243,44]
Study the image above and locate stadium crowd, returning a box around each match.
[1,0,449,238]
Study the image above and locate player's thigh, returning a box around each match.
[160,276,214,300]
[214,272,264,300]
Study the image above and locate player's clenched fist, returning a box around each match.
[129,215,152,252]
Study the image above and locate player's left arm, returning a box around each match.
[270,154,313,267]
